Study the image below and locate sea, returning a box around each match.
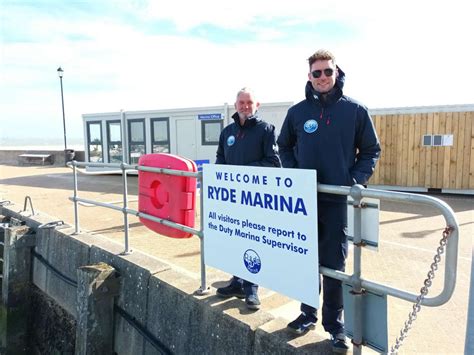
[0,137,84,151]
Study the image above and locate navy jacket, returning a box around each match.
[277,67,381,201]
[216,112,281,167]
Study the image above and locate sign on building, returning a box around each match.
[203,164,319,307]
[198,113,222,120]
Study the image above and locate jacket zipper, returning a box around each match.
[320,108,331,125]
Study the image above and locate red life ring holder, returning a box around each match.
[138,153,197,238]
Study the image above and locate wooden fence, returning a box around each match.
[369,106,474,191]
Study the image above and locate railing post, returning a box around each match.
[121,164,131,255]
[72,162,80,234]
[350,184,365,355]
[465,246,474,355]
[198,172,209,294]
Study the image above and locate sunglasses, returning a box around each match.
[311,68,334,78]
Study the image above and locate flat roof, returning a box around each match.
[83,103,474,119]
[82,102,294,118]
[369,103,474,115]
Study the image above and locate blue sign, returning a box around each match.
[194,159,210,171]
[194,159,210,188]
[198,113,222,120]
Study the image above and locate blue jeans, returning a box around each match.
[301,200,348,335]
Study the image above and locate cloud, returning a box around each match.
[1,0,473,143]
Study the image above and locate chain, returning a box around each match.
[389,226,453,354]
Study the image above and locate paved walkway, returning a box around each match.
[0,164,472,354]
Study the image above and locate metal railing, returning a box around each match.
[318,184,458,354]
[69,161,207,292]
[318,183,458,307]
[67,160,459,354]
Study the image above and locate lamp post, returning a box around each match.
[57,67,68,165]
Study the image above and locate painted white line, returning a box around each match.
[381,240,471,261]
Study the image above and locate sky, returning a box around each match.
[1,0,473,146]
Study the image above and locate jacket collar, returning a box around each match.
[232,112,259,128]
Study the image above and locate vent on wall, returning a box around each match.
[423,135,432,146]
[422,134,453,147]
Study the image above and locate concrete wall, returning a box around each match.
[0,150,85,166]
[0,204,332,354]
[28,286,76,354]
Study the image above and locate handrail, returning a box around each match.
[318,183,459,307]
[67,160,460,354]
[68,160,206,289]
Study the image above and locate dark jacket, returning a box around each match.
[277,66,381,201]
[216,112,281,167]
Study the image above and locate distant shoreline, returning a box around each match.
[0,145,85,151]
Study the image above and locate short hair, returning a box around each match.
[307,49,336,68]
[236,87,254,101]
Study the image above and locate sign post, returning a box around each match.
[203,164,319,307]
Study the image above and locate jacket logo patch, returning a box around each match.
[304,119,318,133]
[227,135,236,146]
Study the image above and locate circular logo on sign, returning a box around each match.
[227,135,235,146]
[304,119,318,133]
[243,249,261,274]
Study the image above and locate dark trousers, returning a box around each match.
[230,276,258,297]
[300,200,348,335]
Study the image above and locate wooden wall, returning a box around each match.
[369,110,474,190]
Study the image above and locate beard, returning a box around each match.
[238,112,252,120]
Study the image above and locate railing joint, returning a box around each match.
[350,288,367,296]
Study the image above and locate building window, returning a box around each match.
[107,121,122,163]
[201,120,223,145]
[128,119,146,164]
[87,121,103,162]
[151,117,170,153]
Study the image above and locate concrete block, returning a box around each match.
[255,318,333,354]
[89,243,170,355]
[76,262,117,355]
[33,228,56,293]
[145,269,275,355]
[33,228,91,317]
[1,225,34,353]
[0,149,84,166]
[0,202,71,231]
[29,286,76,354]
[2,225,34,307]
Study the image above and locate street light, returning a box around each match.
[57,66,68,165]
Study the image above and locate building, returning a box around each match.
[82,102,292,168]
[83,103,474,194]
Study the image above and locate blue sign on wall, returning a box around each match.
[198,113,222,120]
[194,159,210,171]
[194,159,210,188]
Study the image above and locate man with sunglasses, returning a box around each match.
[215,87,281,310]
[277,49,380,353]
